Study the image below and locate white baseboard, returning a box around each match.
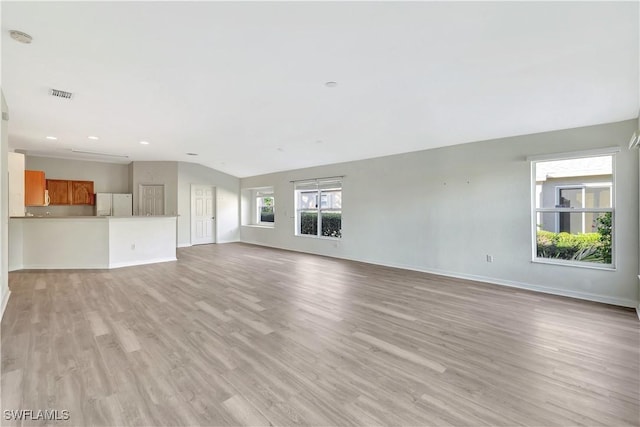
[1,290,11,320]
[239,240,638,309]
[369,261,638,308]
[109,257,177,269]
[177,243,192,248]
[22,263,108,269]
[636,305,640,321]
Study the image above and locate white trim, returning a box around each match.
[526,146,621,162]
[531,152,617,269]
[1,290,11,320]
[216,239,240,244]
[109,257,177,269]
[294,233,341,241]
[242,224,274,229]
[239,240,637,308]
[17,257,178,269]
[22,263,108,269]
[389,263,637,308]
[531,258,615,271]
[177,243,192,248]
[636,306,640,321]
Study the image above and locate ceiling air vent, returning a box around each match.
[50,88,73,99]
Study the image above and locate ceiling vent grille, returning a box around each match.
[50,88,73,99]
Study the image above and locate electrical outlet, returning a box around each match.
[486,254,493,263]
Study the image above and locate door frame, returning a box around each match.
[190,184,217,245]
[138,183,165,216]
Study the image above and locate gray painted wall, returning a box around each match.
[177,162,240,246]
[1,93,10,316]
[240,119,639,307]
[25,156,130,216]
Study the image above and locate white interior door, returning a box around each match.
[140,184,165,216]
[191,185,215,245]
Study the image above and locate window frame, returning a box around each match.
[256,192,275,226]
[530,150,617,270]
[294,178,342,239]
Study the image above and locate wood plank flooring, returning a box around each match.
[2,243,639,426]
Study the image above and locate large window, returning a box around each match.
[256,190,274,224]
[295,178,342,238]
[532,154,614,267]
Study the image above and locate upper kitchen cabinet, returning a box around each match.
[71,181,94,205]
[46,179,95,205]
[24,170,46,206]
[46,179,71,205]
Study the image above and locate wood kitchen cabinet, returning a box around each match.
[46,179,95,205]
[71,181,94,205]
[46,179,71,205]
[25,170,46,206]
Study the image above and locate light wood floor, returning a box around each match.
[2,243,639,426]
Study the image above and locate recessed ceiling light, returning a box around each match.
[45,136,57,140]
[186,153,198,156]
[10,30,32,44]
[139,141,150,145]
[88,136,99,140]
[325,81,338,88]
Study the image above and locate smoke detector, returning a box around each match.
[10,30,32,44]
[50,88,73,99]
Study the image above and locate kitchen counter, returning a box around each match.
[9,216,177,270]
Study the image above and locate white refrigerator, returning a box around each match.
[95,193,133,216]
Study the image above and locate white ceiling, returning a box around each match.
[2,1,638,178]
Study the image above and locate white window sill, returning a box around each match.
[295,233,341,241]
[242,224,274,229]
[531,258,615,271]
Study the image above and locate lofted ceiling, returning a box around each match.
[1,1,638,178]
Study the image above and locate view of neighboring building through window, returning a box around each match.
[295,178,342,238]
[533,154,614,266]
[256,190,274,224]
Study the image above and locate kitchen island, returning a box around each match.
[9,216,177,270]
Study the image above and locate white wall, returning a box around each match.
[241,119,639,308]
[1,92,10,317]
[11,218,109,269]
[108,217,177,268]
[25,156,130,216]
[177,162,239,246]
[131,161,178,216]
